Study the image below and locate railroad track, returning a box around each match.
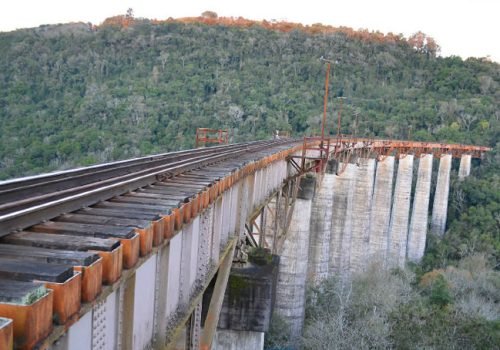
[0,138,301,349]
[0,139,300,234]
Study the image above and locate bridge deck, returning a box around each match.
[0,137,489,349]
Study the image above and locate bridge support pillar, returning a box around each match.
[368,156,395,265]
[213,330,264,350]
[458,154,472,180]
[307,172,335,285]
[431,154,452,236]
[407,154,433,262]
[211,251,278,350]
[329,163,357,276]
[274,175,315,340]
[388,155,414,268]
[349,158,376,273]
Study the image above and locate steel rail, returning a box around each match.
[0,141,280,214]
[0,139,299,235]
[0,140,267,187]
[0,140,269,203]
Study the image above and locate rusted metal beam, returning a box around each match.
[0,318,13,350]
[195,128,229,148]
[199,241,236,350]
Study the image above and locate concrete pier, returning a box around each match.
[213,330,264,350]
[431,154,452,236]
[407,154,433,262]
[458,154,472,180]
[213,253,278,350]
[349,158,376,273]
[387,155,414,268]
[307,173,335,285]
[329,163,357,276]
[274,176,315,339]
[368,156,395,265]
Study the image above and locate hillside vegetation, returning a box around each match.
[1,14,499,348]
[1,15,498,263]
[0,16,497,179]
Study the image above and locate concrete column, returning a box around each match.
[213,330,264,350]
[274,176,315,339]
[458,154,471,180]
[349,158,376,273]
[431,154,452,236]
[407,154,433,262]
[307,173,335,285]
[387,155,414,268]
[329,163,357,276]
[368,156,394,265]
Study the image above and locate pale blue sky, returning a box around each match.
[1,0,498,62]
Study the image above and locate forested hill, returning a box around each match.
[0,16,498,180]
[1,17,498,347]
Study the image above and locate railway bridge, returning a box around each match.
[0,138,489,350]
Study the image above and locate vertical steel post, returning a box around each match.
[120,273,136,350]
[186,302,202,350]
[200,241,236,350]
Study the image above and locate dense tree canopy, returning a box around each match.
[0,18,497,180]
[0,16,498,349]
[0,16,498,262]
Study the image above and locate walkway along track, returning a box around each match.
[0,137,490,349]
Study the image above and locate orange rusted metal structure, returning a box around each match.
[0,290,53,350]
[44,272,82,325]
[290,136,490,175]
[92,245,122,284]
[0,137,490,349]
[74,257,103,303]
[331,137,490,159]
[195,128,229,147]
[0,318,13,350]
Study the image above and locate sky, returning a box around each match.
[1,0,499,62]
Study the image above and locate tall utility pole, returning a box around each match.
[336,97,346,144]
[320,58,331,143]
[319,57,333,167]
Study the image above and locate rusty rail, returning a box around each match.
[0,139,300,235]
